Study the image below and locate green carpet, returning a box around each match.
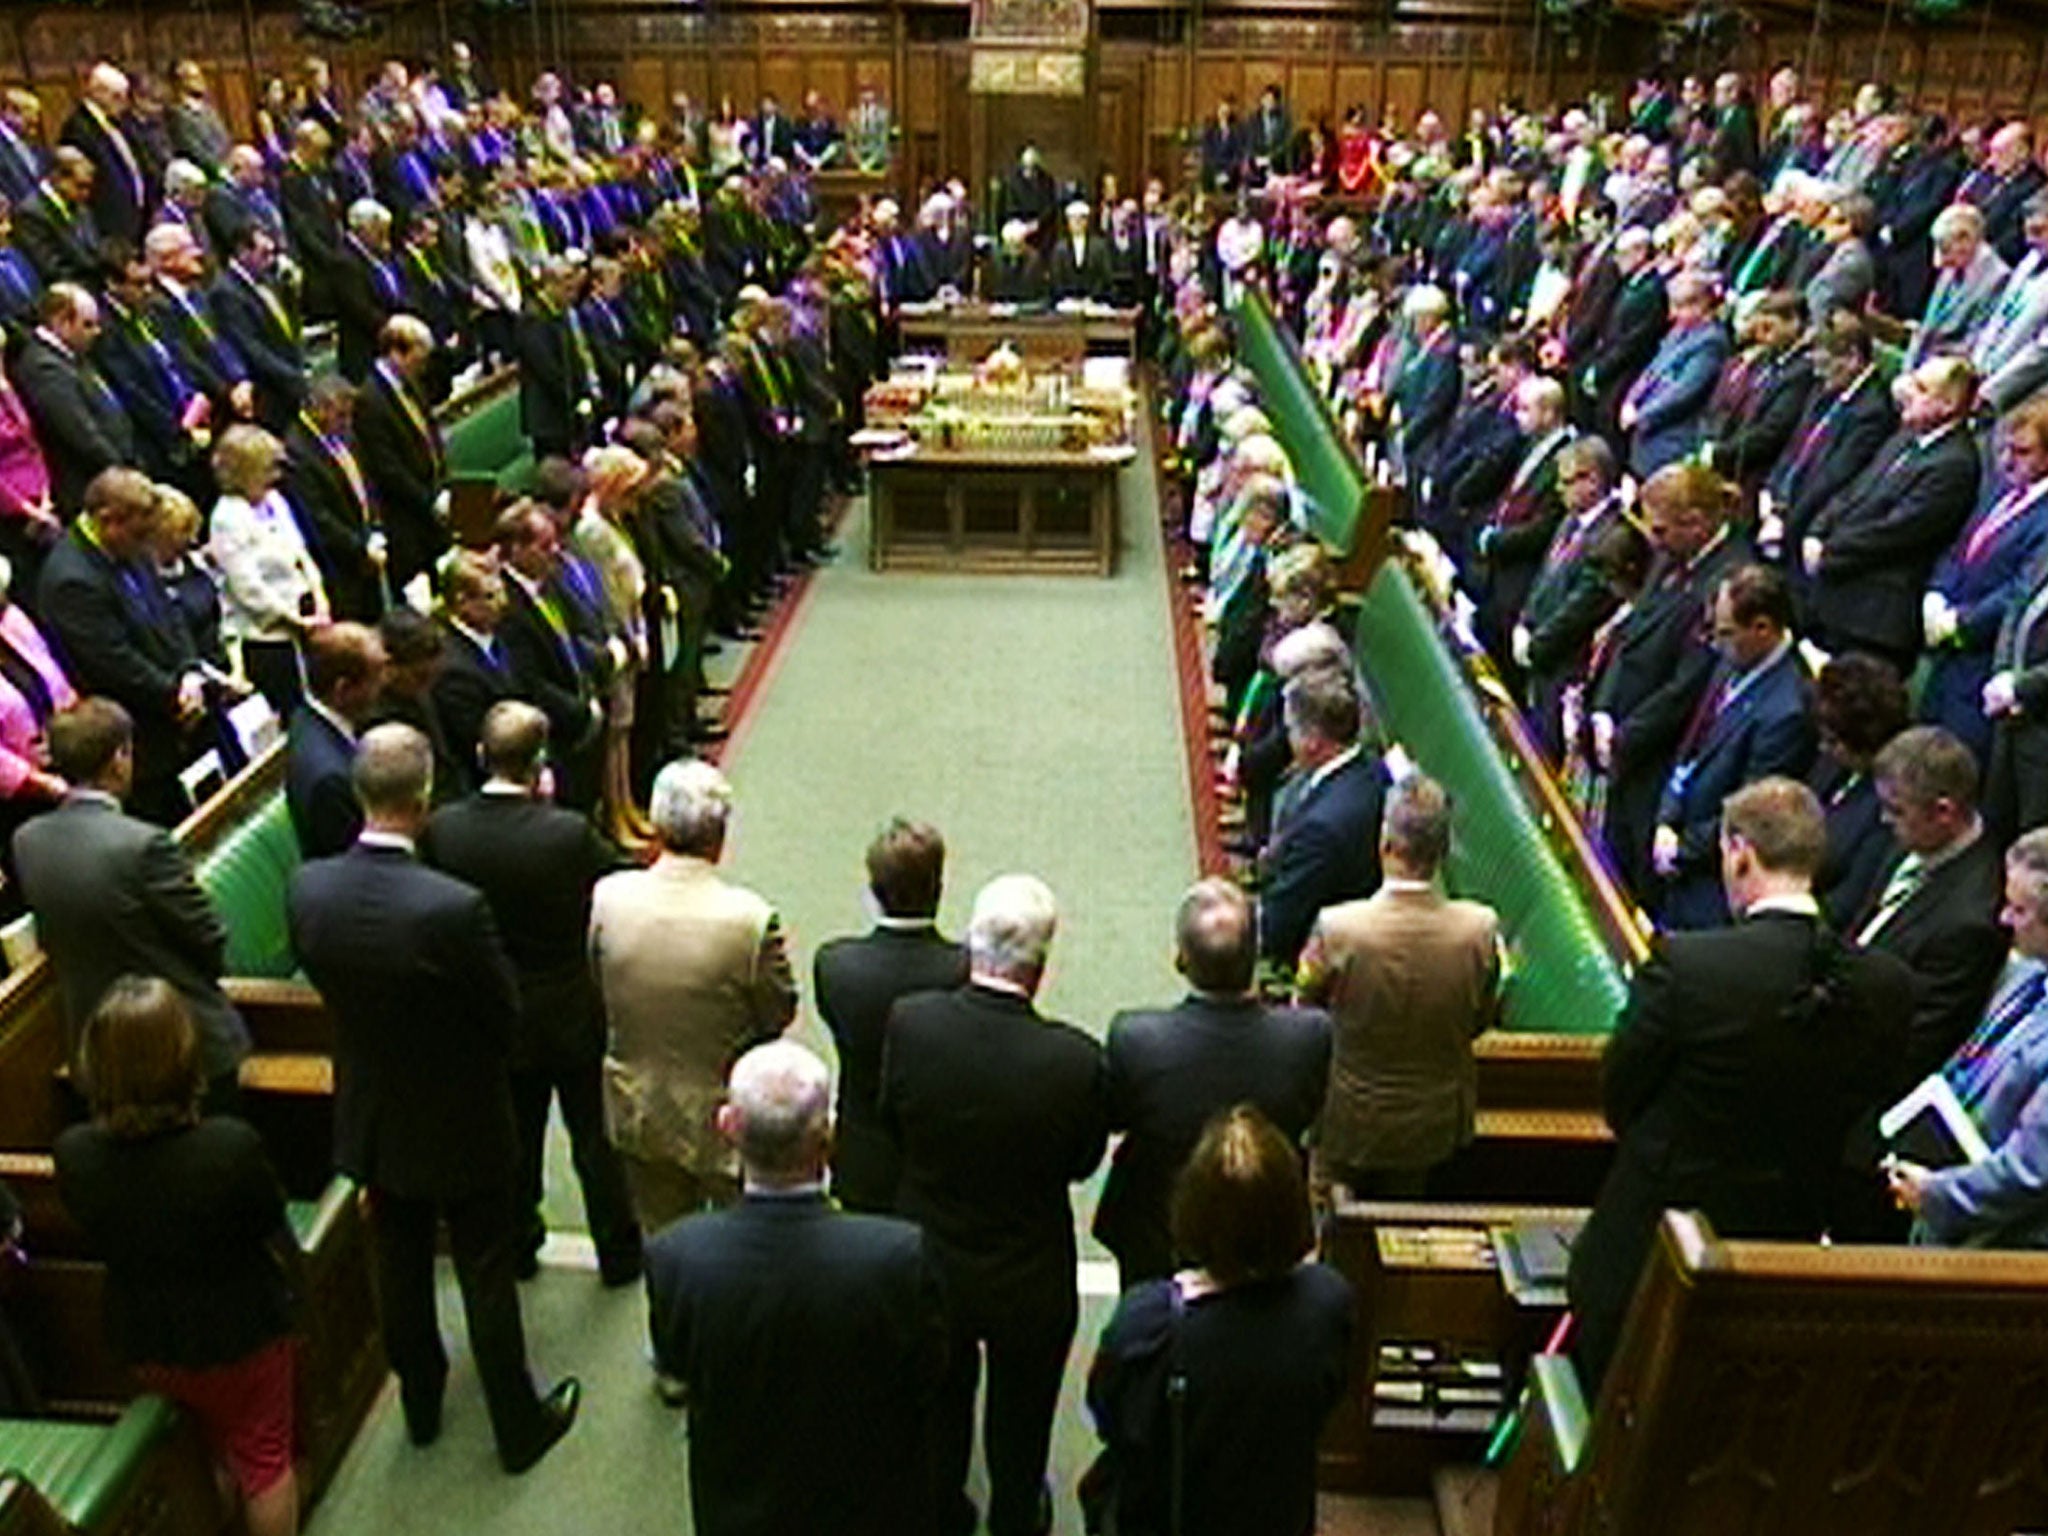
[308,423,1200,1536]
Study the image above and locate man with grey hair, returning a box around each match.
[1907,203,2008,368]
[882,873,1106,1536]
[335,197,401,380]
[1298,773,1501,1198]
[589,757,796,1232]
[290,722,581,1472]
[1229,618,1354,861]
[646,1039,947,1534]
[1096,877,1332,1287]
[1260,667,1386,968]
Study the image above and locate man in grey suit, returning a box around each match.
[1801,191,1877,329]
[1970,191,2048,415]
[1296,774,1502,1198]
[1907,204,2009,369]
[13,697,250,1106]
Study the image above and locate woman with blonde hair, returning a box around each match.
[574,445,653,840]
[208,425,329,712]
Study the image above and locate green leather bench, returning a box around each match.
[0,1397,220,1535]
[444,375,533,493]
[1231,289,1631,1037]
[193,793,301,981]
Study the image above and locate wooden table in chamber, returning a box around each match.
[867,447,1124,576]
[895,306,1138,366]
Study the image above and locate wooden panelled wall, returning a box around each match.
[1746,23,2048,132]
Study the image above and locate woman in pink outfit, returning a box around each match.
[0,550,76,900]
[0,348,59,598]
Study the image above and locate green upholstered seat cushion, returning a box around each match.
[286,1176,356,1250]
[0,1395,178,1530]
[194,794,301,979]
[1233,293,1365,552]
[443,387,529,490]
[1532,1352,1590,1476]
[1351,569,1629,1035]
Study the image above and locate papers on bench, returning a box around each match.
[1880,1073,1992,1170]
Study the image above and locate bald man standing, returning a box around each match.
[59,63,146,248]
[646,1040,947,1536]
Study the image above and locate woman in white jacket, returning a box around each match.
[208,424,329,712]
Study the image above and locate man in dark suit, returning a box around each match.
[289,723,579,1473]
[1653,565,1819,929]
[286,622,387,859]
[204,146,288,258]
[1572,225,1668,445]
[1760,313,1896,571]
[332,200,403,385]
[283,374,383,623]
[1587,461,1749,900]
[749,95,798,168]
[1804,356,1982,677]
[1245,84,1293,180]
[494,503,602,813]
[369,609,467,805]
[881,875,1106,1536]
[145,223,252,428]
[1259,668,1387,970]
[37,470,205,824]
[0,88,46,207]
[1046,200,1113,303]
[279,121,344,323]
[814,818,969,1214]
[14,149,108,288]
[1698,290,1812,492]
[355,316,448,596]
[1001,145,1059,239]
[1387,286,1461,483]
[518,259,601,462]
[1469,375,1572,671]
[95,251,211,500]
[647,1038,948,1536]
[1097,878,1331,1288]
[984,222,1048,305]
[1618,269,1728,479]
[1566,777,1911,1391]
[212,224,307,438]
[1515,437,1633,760]
[58,64,147,251]
[423,702,640,1284]
[14,698,250,1106]
[430,550,517,778]
[1856,726,2009,1083]
[15,284,135,519]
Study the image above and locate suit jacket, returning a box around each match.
[1300,885,1500,1172]
[1802,238,1876,328]
[1655,646,1818,929]
[289,842,520,1199]
[431,620,515,775]
[285,704,359,859]
[59,103,146,248]
[423,791,625,1072]
[1919,960,2048,1248]
[1923,481,2048,758]
[0,120,43,206]
[14,331,135,516]
[1581,268,1668,401]
[1474,429,1571,645]
[1853,833,2008,1079]
[210,265,305,434]
[984,250,1048,305]
[1390,333,1460,474]
[1906,247,2010,368]
[1809,756,1890,932]
[92,302,203,484]
[645,1194,947,1536]
[1047,235,1113,302]
[1967,253,2048,410]
[1260,749,1387,968]
[588,853,797,1175]
[1765,367,1898,548]
[498,572,601,769]
[14,186,106,287]
[353,363,446,590]
[1810,422,1981,661]
[880,982,1106,1313]
[13,793,249,1079]
[813,923,970,1214]
[282,420,381,622]
[1703,346,1812,488]
[1625,321,1730,479]
[516,307,596,452]
[1961,162,2048,267]
[1094,994,1332,1281]
[1566,909,1911,1385]
[278,163,343,308]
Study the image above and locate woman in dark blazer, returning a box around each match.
[1084,1105,1352,1536]
[53,978,300,1536]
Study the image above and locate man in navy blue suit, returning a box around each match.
[286,622,387,858]
[647,1039,948,1536]
[1619,269,1729,480]
[1653,565,1819,929]
[1259,668,1386,969]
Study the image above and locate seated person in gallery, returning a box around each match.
[1048,199,1113,304]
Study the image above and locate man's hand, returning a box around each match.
[230,381,257,418]
[175,672,207,724]
[1983,670,2020,718]
[1801,536,1824,578]
[367,532,388,567]
[1923,591,1959,648]
[1512,622,1533,670]
[1885,1158,1933,1215]
[1618,401,1639,432]
[1651,825,1681,878]
[1590,711,1617,772]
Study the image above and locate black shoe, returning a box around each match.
[403,1388,444,1448]
[501,1379,581,1474]
[701,640,726,657]
[598,1248,644,1288]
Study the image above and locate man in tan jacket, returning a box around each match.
[589,758,796,1232]
[1297,773,1502,1198]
